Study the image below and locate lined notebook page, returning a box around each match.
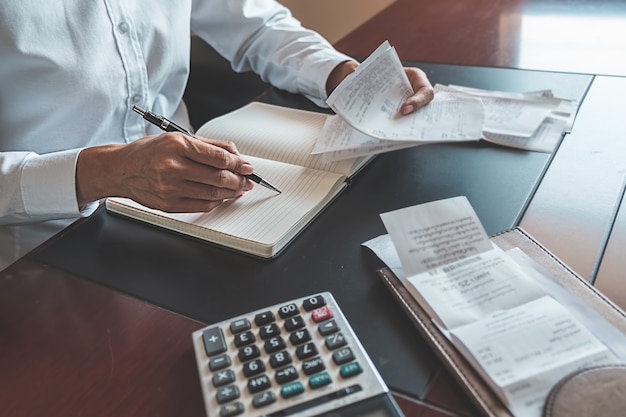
[196,102,362,176]
[106,155,346,257]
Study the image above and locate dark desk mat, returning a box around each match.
[34,63,592,400]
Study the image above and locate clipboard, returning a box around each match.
[376,227,626,417]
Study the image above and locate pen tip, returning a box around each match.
[132,105,146,116]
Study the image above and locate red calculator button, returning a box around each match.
[311,305,333,323]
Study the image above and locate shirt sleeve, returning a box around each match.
[190,0,354,107]
[0,149,98,225]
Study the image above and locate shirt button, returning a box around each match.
[118,22,129,34]
[132,95,142,103]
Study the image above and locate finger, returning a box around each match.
[188,136,253,171]
[184,137,254,176]
[401,88,435,115]
[184,162,254,192]
[401,68,435,115]
[197,136,242,156]
[142,181,248,213]
[179,179,248,202]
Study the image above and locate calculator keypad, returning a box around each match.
[192,292,388,417]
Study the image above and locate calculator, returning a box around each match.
[191,292,405,417]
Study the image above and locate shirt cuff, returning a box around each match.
[21,148,86,219]
[297,50,355,108]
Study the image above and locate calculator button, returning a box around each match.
[331,384,363,398]
[233,330,255,347]
[289,328,311,345]
[202,327,227,356]
[219,401,244,417]
[216,385,240,404]
[269,350,292,369]
[311,305,333,323]
[278,302,299,319]
[259,323,280,340]
[302,295,326,311]
[238,344,260,362]
[295,342,318,360]
[252,390,277,408]
[309,371,332,389]
[247,374,271,393]
[325,332,347,350]
[302,357,325,375]
[242,358,265,377]
[229,318,251,334]
[318,319,339,336]
[254,311,275,326]
[264,335,286,353]
[340,362,363,378]
[212,369,236,388]
[332,347,355,365]
[281,381,305,398]
[209,354,231,372]
[275,365,298,384]
[284,315,305,332]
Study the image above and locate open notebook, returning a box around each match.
[106,102,372,258]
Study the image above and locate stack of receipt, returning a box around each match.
[312,41,578,161]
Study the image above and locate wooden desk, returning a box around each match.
[334,0,626,77]
[0,257,206,417]
[0,244,474,417]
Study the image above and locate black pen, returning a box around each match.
[132,105,281,194]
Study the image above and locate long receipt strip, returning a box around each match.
[312,41,577,161]
[363,196,626,417]
[313,41,484,161]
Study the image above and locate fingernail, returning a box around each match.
[402,105,414,115]
[242,162,254,174]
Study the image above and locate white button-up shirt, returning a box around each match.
[0,0,351,225]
